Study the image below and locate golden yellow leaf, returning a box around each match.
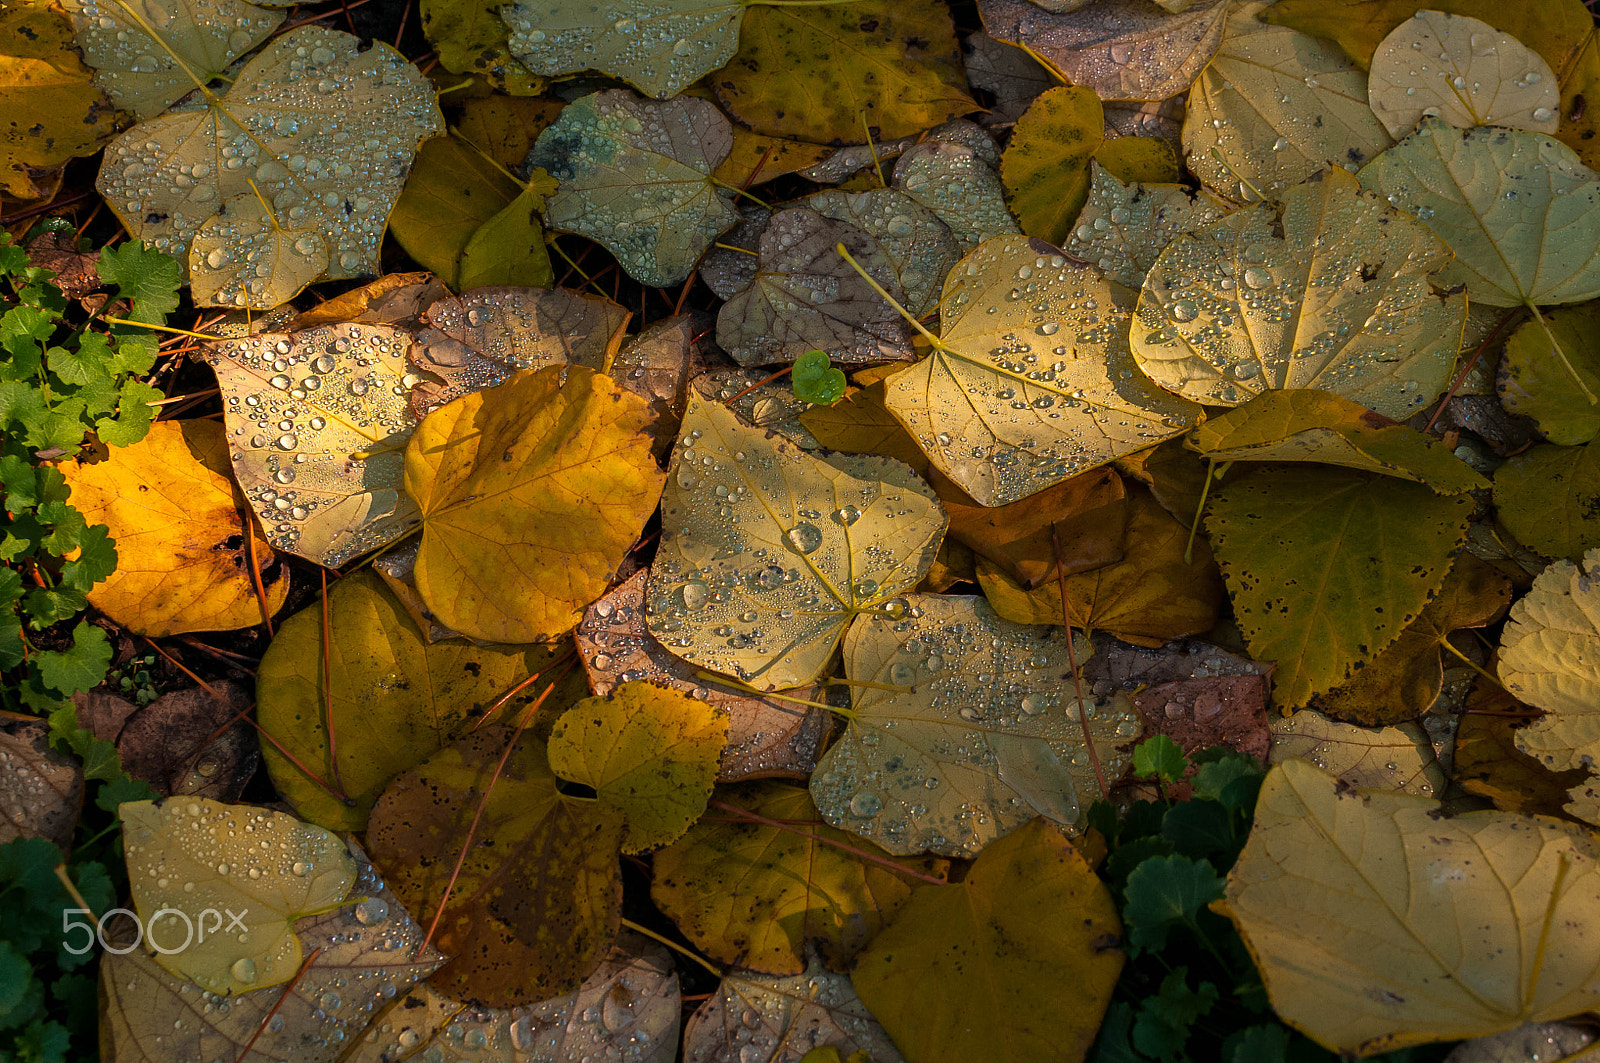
[0,0,116,199]
[1000,85,1102,247]
[60,419,287,636]
[389,133,521,290]
[407,365,664,643]
[1225,758,1600,1055]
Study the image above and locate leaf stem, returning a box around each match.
[1053,523,1108,800]
[834,242,943,348]
[860,110,886,188]
[618,917,724,979]
[1525,301,1597,405]
[102,316,223,341]
[709,176,771,209]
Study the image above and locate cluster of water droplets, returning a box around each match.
[210,323,421,564]
[356,944,679,1063]
[527,90,737,288]
[808,187,963,316]
[692,368,821,448]
[683,967,900,1063]
[1064,164,1228,290]
[892,139,1020,255]
[577,571,826,779]
[809,595,1138,859]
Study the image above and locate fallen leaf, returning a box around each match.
[978,489,1225,647]
[0,720,81,852]
[1114,437,1211,525]
[122,797,357,995]
[1442,1023,1600,1063]
[851,818,1124,1063]
[457,185,555,291]
[1132,167,1465,419]
[0,0,116,199]
[116,679,258,801]
[367,727,625,1005]
[1094,135,1180,185]
[652,782,943,975]
[682,963,905,1063]
[256,569,573,831]
[890,139,1021,254]
[963,31,1054,124]
[420,0,544,94]
[454,96,564,171]
[1268,710,1442,796]
[710,0,972,144]
[95,27,442,308]
[577,571,828,782]
[806,188,962,318]
[102,847,444,1063]
[1497,302,1600,446]
[206,323,423,567]
[714,126,835,189]
[1368,11,1559,137]
[1001,85,1103,246]
[977,0,1229,102]
[408,285,630,415]
[1498,548,1600,773]
[389,133,522,290]
[1133,676,1272,765]
[1224,758,1600,1054]
[939,464,1126,589]
[549,682,727,853]
[342,935,681,1063]
[810,594,1139,858]
[1454,710,1590,816]
[527,89,736,287]
[646,393,945,691]
[885,234,1201,507]
[1206,464,1472,710]
[60,419,287,635]
[287,272,448,330]
[1493,439,1600,559]
[407,364,664,644]
[799,379,930,477]
[1184,4,1394,202]
[1190,390,1488,494]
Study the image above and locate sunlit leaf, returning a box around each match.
[1268,711,1443,796]
[122,797,356,994]
[1132,167,1464,418]
[885,234,1200,507]
[96,27,442,308]
[1498,548,1600,773]
[407,364,664,643]
[457,186,554,291]
[1063,162,1230,291]
[527,89,736,287]
[0,0,117,199]
[646,393,946,691]
[1000,85,1102,247]
[206,322,421,566]
[891,139,1020,255]
[1224,758,1600,1054]
[59,419,288,636]
[810,594,1139,858]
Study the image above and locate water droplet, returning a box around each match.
[230,958,257,984]
[785,523,822,554]
[848,791,882,816]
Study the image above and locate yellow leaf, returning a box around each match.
[1093,136,1180,185]
[420,0,545,95]
[1224,758,1600,1054]
[407,365,664,643]
[457,186,554,291]
[1498,548,1600,773]
[455,96,564,171]
[549,681,728,854]
[1133,167,1464,419]
[799,379,931,477]
[367,727,625,1005]
[206,323,422,567]
[710,0,973,144]
[1268,710,1443,796]
[389,133,520,289]
[647,393,945,691]
[852,819,1124,1063]
[1493,440,1600,560]
[256,569,575,831]
[60,419,287,636]
[0,0,116,199]
[1000,85,1102,247]
[652,782,944,975]
[122,798,356,995]
[1498,301,1600,446]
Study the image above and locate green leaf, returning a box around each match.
[1161,800,1237,858]
[15,1019,70,1063]
[1225,1024,1292,1063]
[1000,84,1102,246]
[1122,853,1225,952]
[1498,303,1600,445]
[790,349,846,405]
[1133,967,1219,1058]
[1192,756,1264,812]
[32,620,110,697]
[58,523,115,593]
[47,332,113,388]
[1132,734,1188,783]
[0,940,41,1029]
[95,241,179,324]
[93,379,161,448]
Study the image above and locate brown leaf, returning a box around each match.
[800,380,929,476]
[115,680,258,801]
[1132,675,1271,764]
[25,231,98,297]
[0,720,83,853]
[71,688,139,744]
[288,272,450,330]
[577,571,828,781]
[611,312,731,462]
[1455,694,1588,817]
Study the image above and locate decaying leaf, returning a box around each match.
[1224,758,1600,1054]
[1184,4,1394,203]
[60,419,287,635]
[1000,84,1102,247]
[652,783,942,975]
[1206,464,1472,710]
[1493,439,1600,560]
[122,797,356,995]
[548,682,727,854]
[1498,302,1600,446]
[367,727,625,1005]
[977,0,1229,102]
[1063,162,1230,291]
[810,594,1139,858]
[419,0,545,94]
[682,963,904,1063]
[0,0,117,199]
[1498,548,1600,773]
[852,819,1124,1063]
[1131,675,1271,767]
[1268,710,1442,796]
[646,394,945,692]
[891,138,1021,255]
[343,936,680,1063]
[806,188,962,318]
[257,570,571,831]
[1368,11,1559,137]
[577,571,827,781]
[885,235,1201,507]
[406,365,664,644]
[96,27,442,308]
[963,30,1054,125]
[1454,710,1591,816]
[1132,167,1465,419]
[116,680,259,801]
[207,323,422,567]
[0,720,81,852]
[527,89,736,287]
